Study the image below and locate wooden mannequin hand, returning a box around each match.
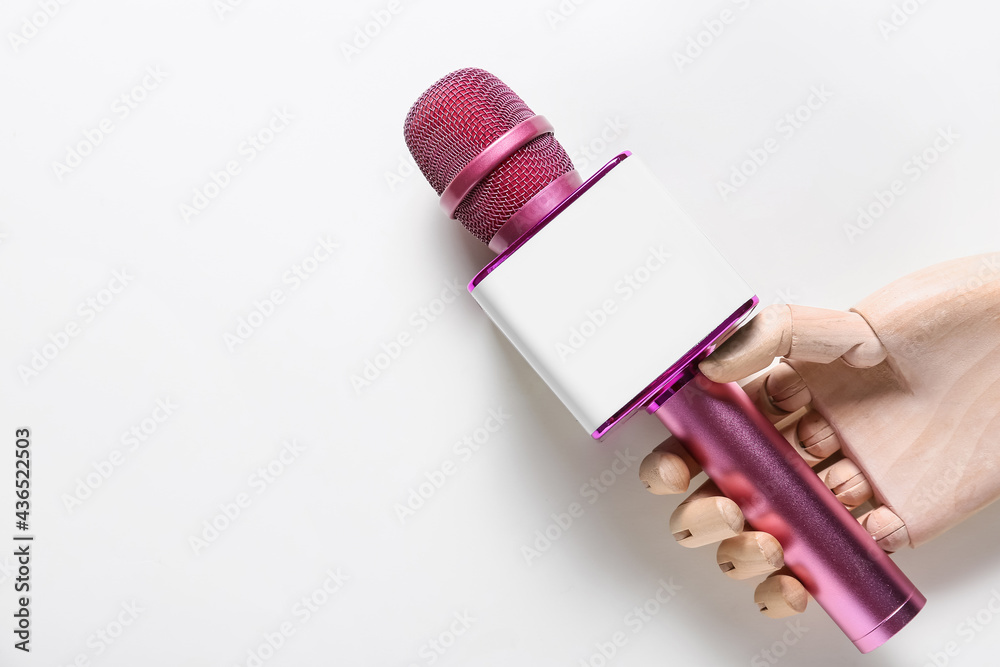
[639,253,1000,617]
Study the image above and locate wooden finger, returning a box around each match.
[755,571,808,618]
[796,410,842,460]
[639,437,701,495]
[669,481,744,548]
[784,305,887,368]
[699,304,792,383]
[716,531,784,580]
[821,459,873,509]
[859,506,909,553]
[764,362,812,413]
[779,422,824,466]
[699,304,887,384]
[739,374,807,428]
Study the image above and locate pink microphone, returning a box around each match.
[404,67,924,652]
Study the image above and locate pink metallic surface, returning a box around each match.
[488,169,582,253]
[469,152,632,290]
[403,68,576,245]
[652,373,925,652]
[440,115,554,218]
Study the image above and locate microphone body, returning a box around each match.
[405,69,924,652]
[653,374,923,652]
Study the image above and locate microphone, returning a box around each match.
[404,67,924,652]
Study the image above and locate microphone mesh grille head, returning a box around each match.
[403,68,576,244]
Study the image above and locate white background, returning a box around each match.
[1,0,999,665]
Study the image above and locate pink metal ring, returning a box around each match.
[488,169,583,253]
[440,115,554,218]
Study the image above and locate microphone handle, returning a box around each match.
[651,371,924,653]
